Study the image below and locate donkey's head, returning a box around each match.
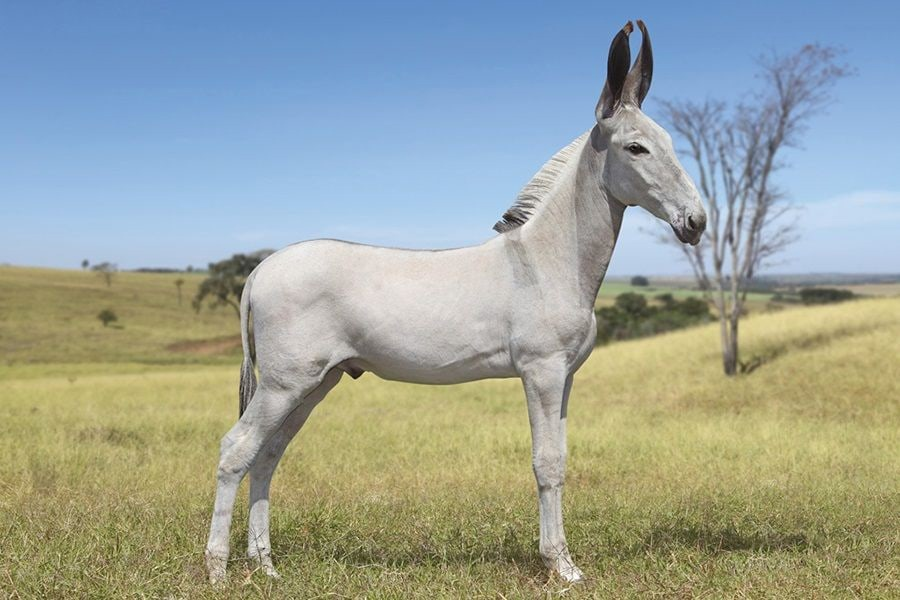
[594,21,706,245]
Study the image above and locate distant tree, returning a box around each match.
[193,250,274,317]
[174,278,185,306]
[658,44,851,375]
[186,265,194,273]
[630,275,650,287]
[91,262,118,287]
[97,308,118,327]
[81,259,89,270]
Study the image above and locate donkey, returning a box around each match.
[205,20,706,584]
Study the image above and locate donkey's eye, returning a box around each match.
[625,142,649,155]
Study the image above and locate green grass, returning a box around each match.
[1,268,898,597]
[595,280,775,311]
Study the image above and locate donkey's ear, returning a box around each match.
[622,20,653,108]
[595,21,633,121]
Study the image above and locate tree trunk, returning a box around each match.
[723,315,740,375]
[712,273,739,377]
[718,312,734,376]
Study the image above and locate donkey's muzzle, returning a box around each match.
[672,210,705,246]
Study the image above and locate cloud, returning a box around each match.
[787,190,900,273]
[799,190,900,230]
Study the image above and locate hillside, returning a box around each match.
[0,266,239,365]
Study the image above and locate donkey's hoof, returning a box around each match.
[263,565,281,579]
[205,551,228,585]
[256,555,281,579]
[544,551,585,584]
[557,562,584,583]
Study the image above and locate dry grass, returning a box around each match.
[0,266,238,365]
[0,267,898,598]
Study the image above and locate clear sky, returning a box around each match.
[1,1,898,275]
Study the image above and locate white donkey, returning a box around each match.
[206,20,706,584]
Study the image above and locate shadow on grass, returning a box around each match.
[266,516,546,577]
[629,523,809,556]
[259,506,813,578]
[739,322,880,374]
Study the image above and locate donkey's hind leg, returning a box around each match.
[205,370,332,584]
[246,368,343,577]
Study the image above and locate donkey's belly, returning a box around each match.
[342,341,517,385]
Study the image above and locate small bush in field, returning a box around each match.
[97,309,118,327]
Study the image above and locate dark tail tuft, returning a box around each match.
[239,356,257,417]
[237,269,258,417]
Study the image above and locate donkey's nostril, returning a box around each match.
[687,215,697,230]
[686,212,706,233]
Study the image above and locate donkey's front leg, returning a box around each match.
[521,363,583,583]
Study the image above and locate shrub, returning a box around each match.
[97,309,118,327]
[615,292,650,317]
[655,293,677,309]
[799,287,855,305]
[677,297,711,317]
[596,293,712,345]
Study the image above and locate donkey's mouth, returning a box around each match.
[672,223,702,246]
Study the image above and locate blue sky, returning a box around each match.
[1,1,897,275]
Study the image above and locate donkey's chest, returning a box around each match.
[510,307,597,370]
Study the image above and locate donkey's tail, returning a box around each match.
[238,268,258,417]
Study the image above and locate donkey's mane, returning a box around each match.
[493,131,590,233]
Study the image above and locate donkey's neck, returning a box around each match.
[517,127,626,309]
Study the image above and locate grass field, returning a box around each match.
[1,267,898,598]
[0,266,239,365]
[824,282,900,297]
[594,279,777,312]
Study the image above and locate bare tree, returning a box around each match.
[91,262,118,288]
[659,44,850,375]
